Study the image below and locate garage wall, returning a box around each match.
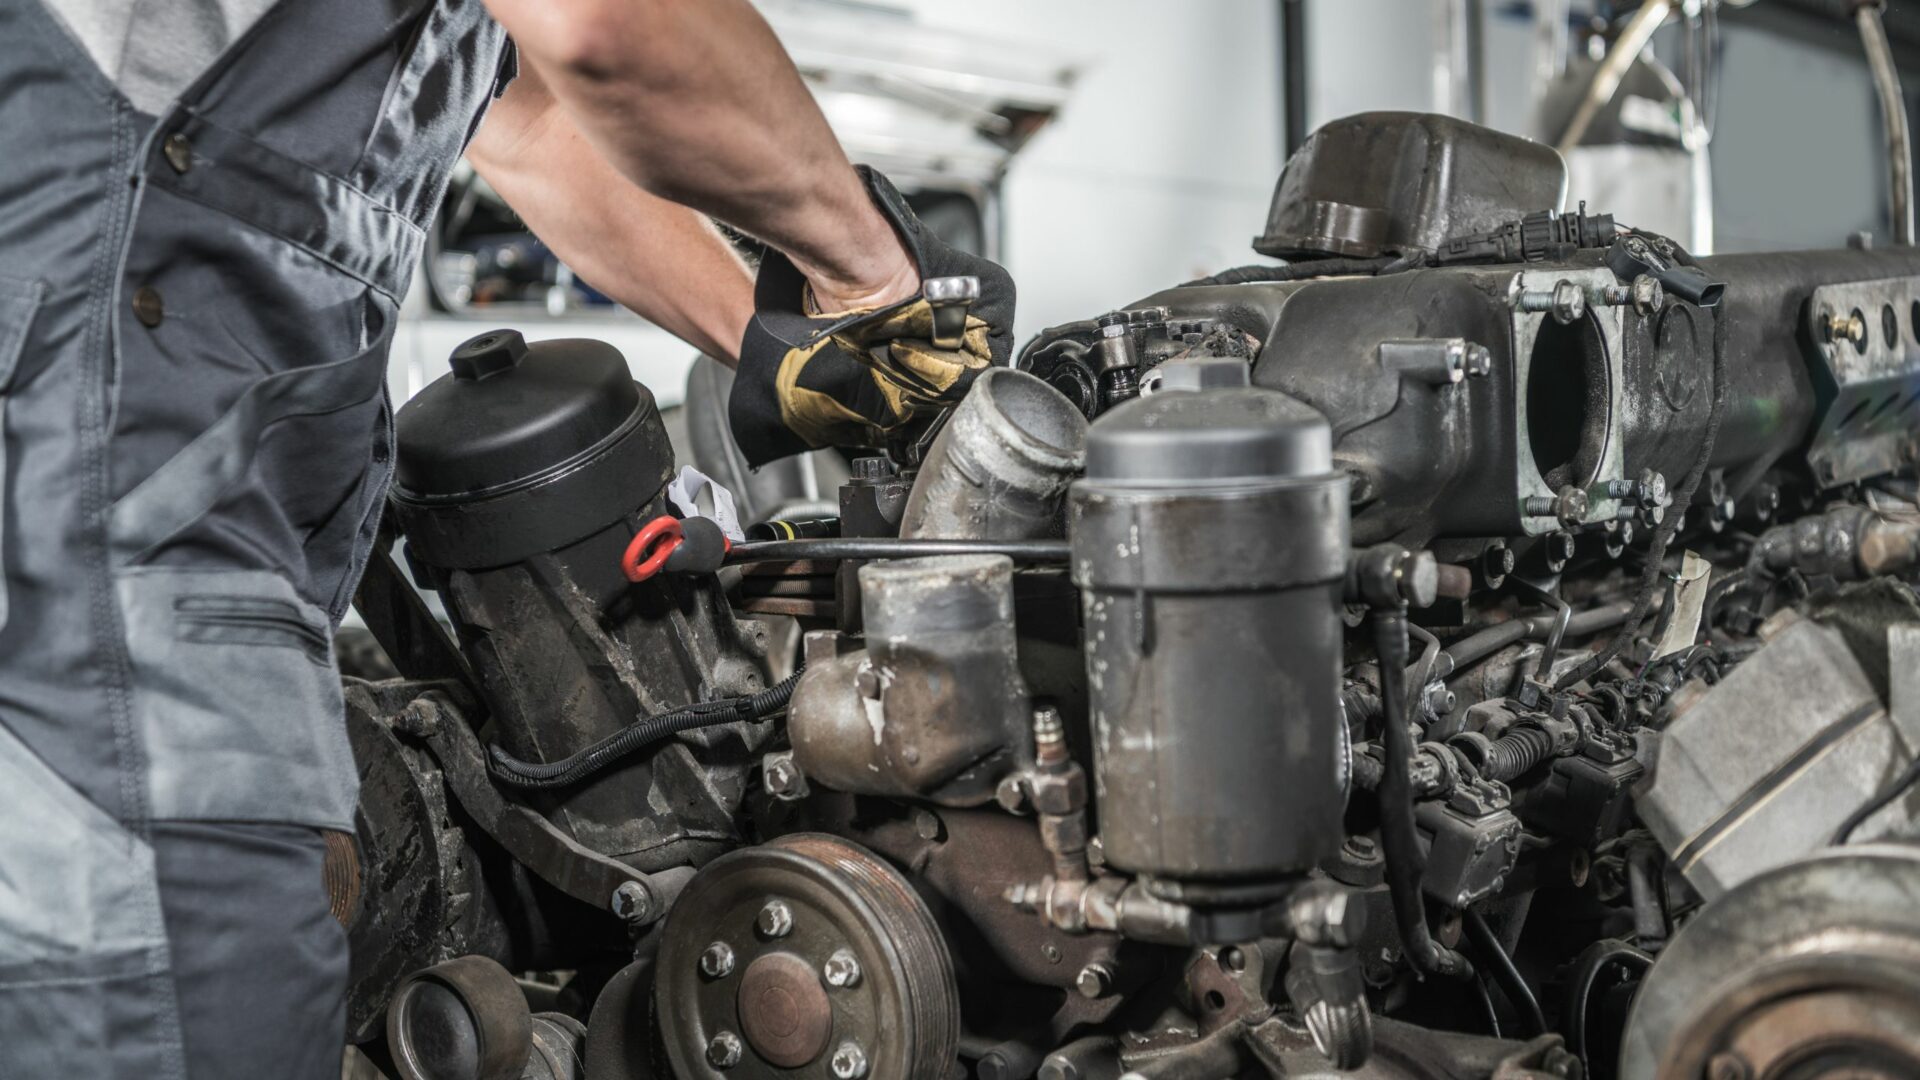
[897,0,1286,341]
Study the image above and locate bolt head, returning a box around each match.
[707,1031,744,1069]
[1555,486,1590,526]
[995,774,1031,814]
[1548,531,1577,566]
[1630,274,1664,315]
[830,1041,870,1079]
[610,881,652,922]
[1462,343,1493,378]
[1074,963,1113,999]
[700,941,737,979]
[823,948,862,988]
[757,899,794,939]
[764,757,798,795]
[1550,280,1587,324]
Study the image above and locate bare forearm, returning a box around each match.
[469,68,753,362]
[482,0,916,309]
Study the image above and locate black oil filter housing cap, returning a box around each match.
[391,329,675,569]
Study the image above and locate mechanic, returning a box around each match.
[0,0,1012,1075]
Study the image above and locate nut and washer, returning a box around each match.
[757,899,794,939]
[823,948,862,988]
[700,941,737,979]
[707,1031,744,1069]
[830,1041,871,1079]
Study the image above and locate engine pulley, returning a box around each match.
[654,833,960,1079]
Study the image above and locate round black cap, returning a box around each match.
[1085,387,1332,486]
[395,332,646,497]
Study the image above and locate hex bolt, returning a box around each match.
[610,881,652,924]
[1637,469,1669,508]
[830,1040,871,1079]
[1546,531,1577,571]
[1461,342,1493,378]
[707,1031,744,1069]
[913,808,944,842]
[1630,274,1664,315]
[757,899,794,939]
[763,752,805,800]
[1513,279,1587,325]
[699,941,736,979]
[823,948,862,989]
[1826,310,1866,346]
[1074,962,1114,999]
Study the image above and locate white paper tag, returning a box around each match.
[666,465,745,542]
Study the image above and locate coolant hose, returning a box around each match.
[488,660,804,789]
[1371,608,1477,981]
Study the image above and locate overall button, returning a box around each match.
[162,132,192,174]
[131,287,164,328]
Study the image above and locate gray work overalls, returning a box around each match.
[0,2,506,1074]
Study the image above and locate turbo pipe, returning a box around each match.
[899,367,1088,540]
[1858,1,1914,245]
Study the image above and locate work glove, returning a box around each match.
[729,166,1016,466]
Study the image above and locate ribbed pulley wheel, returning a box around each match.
[655,833,959,1079]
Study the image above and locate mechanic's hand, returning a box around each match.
[729,167,1016,466]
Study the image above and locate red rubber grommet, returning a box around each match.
[621,516,684,582]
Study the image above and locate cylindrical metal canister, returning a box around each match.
[1069,383,1349,882]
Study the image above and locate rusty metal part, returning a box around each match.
[582,956,663,1080]
[737,951,835,1067]
[737,559,837,621]
[405,692,678,917]
[794,799,1129,1050]
[322,828,362,928]
[1622,846,1920,1080]
[1007,873,1192,945]
[387,955,532,1080]
[789,555,1031,805]
[524,1013,588,1080]
[342,681,510,1044]
[900,367,1087,541]
[655,833,959,1079]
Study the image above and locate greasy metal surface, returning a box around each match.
[342,680,508,1044]
[1802,276,1920,488]
[655,833,959,1079]
[790,555,1029,805]
[1622,846,1920,1080]
[437,512,772,870]
[1255,112,1566,259]
[737,951,834,1067]
[387,955,533,1080]
[900,367,1087,541]
[1635,614,1919,898]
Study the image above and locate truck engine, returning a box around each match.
[344,112,1920,1080]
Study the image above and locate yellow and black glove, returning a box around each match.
[730,167,1016,466]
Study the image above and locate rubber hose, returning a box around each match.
[1464,911,1547,1035]
[1371,608,1477,981]
[1483,727,1555,783]
[488,662,804,789]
